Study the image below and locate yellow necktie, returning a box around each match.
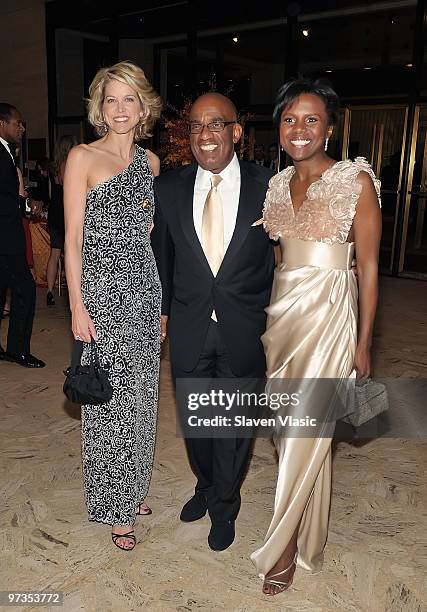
[202,174,224,276]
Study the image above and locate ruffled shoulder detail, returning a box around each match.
[262,167,294,240]
[260,158,381,244]
[352,156,382,204]
[317,157,381,243]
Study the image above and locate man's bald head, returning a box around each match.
[190,92,238,121]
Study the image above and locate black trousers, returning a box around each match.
[172,319,262,523]
[0,254,36,355]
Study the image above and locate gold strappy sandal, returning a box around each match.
[263,552,298,596]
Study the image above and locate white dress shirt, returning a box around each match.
[193,152,241,254]
[193,152,241,322]
[0,137,31,212]
[0,136,14,162]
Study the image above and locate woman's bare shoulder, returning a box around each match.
[355,169,374,186]
[67,144,109,180]
[71,142,106,159]
[355,169,381,202]
[67,143,94,163]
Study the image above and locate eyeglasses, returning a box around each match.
[188,120,236,134]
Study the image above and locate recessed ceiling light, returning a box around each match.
[364,66,372,70]
[405,63,413,68]
[232,36,238,43]
[302,28,309,37]
[326,69,332,73]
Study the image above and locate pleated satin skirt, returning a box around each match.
[251,237,358,578]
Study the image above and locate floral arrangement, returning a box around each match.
[158,99,194,169]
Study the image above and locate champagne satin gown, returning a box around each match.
[251,157,381,577]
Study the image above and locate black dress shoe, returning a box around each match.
[46,291,55,306]
[208,520,235,551]
[0,345,5,360]
[4,353,46,368]
[180,492,208,522]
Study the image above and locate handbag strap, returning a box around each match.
[70,339,101,372]
[70,340,84,372]
[89,339,101,369]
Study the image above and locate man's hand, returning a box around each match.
[160,315,169,343]
[29,199,43,217]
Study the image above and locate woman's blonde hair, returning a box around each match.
[86,61,162,140]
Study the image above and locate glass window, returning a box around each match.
[403,106,427,276]
[299,7,416,97]
[345,106,407,272]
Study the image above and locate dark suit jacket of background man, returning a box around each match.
[0,142,26,255]
[151,159,275,378]
[0,140,37,359]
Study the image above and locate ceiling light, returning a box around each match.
[232,36,238,43]
[364,66,372,70]
[405,63,413,68]
[302,28,309,37]
[326,69,332,73]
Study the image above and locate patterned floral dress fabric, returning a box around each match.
[80,145,161,526]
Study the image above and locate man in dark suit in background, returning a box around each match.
[152,93,274,551]
[0,102,45,368]
[268,142,280,172]
[252,143,268,166]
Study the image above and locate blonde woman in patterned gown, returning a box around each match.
[250,79,382,595]
[64,62,163,551]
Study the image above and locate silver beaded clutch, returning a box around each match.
[343,378,389,427]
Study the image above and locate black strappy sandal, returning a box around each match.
[111,530,136,551]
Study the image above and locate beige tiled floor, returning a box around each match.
[0,276,426,612]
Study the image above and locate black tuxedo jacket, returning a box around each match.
[152,160,275,377]
[0,143,25,255]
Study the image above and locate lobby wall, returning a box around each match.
[0,0,48,150]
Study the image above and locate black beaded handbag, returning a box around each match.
[63,339,113,405]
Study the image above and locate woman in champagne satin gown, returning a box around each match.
[250,79,382,596]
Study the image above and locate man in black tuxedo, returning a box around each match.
[0,103,45,368]
[152,93,274,551]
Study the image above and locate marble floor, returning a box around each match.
[0,276,426,612]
